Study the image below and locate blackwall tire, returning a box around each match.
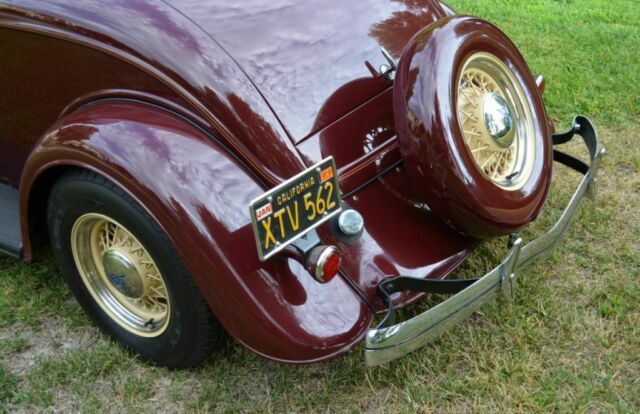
[48,170,225,368]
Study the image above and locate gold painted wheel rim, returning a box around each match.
[71,213,170,337]
[457,52,536,190]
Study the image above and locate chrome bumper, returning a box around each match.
[365,116,605,367]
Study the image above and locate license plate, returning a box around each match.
[249,157,342,261]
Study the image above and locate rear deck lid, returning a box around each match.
[165,0,450,140]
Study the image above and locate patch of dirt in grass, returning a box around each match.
[0,317,101,374]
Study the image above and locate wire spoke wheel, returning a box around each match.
[457,52,536,190]
[394,17,552,237]
[71,213,171,337]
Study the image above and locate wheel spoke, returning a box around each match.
[463,129,482,137]
[481,152,498,169]
[471,145,489,153]
[145,271,162,282]
[460,88,478,108]
[459,109,477,123]
[148,283,164,295]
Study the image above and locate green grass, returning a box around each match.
[1,0,639,412]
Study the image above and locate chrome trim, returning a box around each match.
[365,116,605,367]
[315,245,340,282]
[338,209,364,236]
[379,47,397,80]
[483,92,515,147]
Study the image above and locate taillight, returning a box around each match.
[305,245,341,283]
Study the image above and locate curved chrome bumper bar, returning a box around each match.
[365,116,605,367]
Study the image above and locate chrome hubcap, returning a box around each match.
[483,92,515,148]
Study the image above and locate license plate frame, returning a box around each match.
[249,157,342,261]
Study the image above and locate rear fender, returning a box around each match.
[20,101,370,363]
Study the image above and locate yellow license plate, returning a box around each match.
[249,157,342,261]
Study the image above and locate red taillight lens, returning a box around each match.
[321,251,341,282]
[306,246,341,283]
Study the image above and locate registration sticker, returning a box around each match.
[320,166,334,183]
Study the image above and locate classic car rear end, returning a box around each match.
[0,0,602,368]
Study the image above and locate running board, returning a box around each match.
[0,183,22,258]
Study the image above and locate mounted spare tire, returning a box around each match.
[394,16,553,238]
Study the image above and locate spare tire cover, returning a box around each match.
[393,16,553,238]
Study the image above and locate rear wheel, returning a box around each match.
[48,170,225,368]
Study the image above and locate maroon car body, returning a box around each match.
[0,0,602,365]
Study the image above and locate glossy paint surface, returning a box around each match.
[297,88,400,196]
[393,17,553,237]
[325,166,475,310]
[21,102,371,363]
[19,102,475,360]
[0,0,457,188]
[0,25,178,185]
[0,0,488,362]
[0,0,306,186]
[168,0,453,140]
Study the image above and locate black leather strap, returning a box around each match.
[376,276,480,328]
[553,150,589,174]
[552,126,576,145]
[380,276,478,296]
[551,116,600,175]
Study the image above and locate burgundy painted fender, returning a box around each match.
[0,0,306,187]
[394,16,553,238]
[20,101,371,363]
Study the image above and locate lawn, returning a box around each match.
[1,0,639,412]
